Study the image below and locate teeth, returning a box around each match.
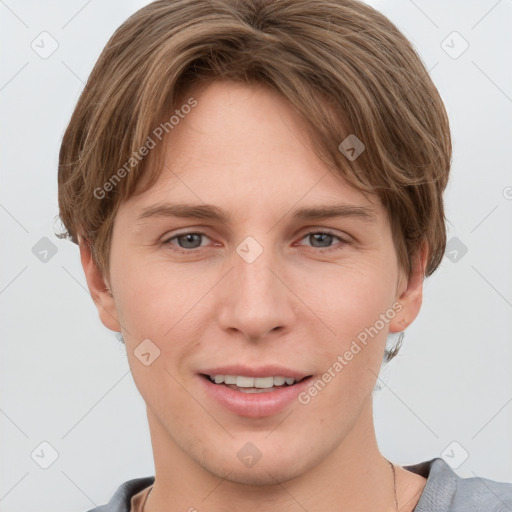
[209,375,298,388]
[254,377,274,388]
[236,375,256,388]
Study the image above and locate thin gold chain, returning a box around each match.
[388,459,399,511]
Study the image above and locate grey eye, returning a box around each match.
[306,233,336,248]
[175,233,204,249]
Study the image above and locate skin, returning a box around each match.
[81,80,428,511]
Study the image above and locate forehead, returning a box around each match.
[123,80,385,224]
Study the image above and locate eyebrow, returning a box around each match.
[136,202,377,224]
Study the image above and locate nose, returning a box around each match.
[217,240,296,343]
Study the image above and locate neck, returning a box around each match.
[143,396,408,512]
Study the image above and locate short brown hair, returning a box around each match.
[58,0,451,286]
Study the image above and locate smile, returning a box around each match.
[205,374,305,392]
[199,373,313,417]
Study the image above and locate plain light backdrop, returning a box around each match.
[1,1,511,511]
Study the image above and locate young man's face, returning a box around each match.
[83,80,424,485]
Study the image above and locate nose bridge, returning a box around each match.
[218,235,293,340]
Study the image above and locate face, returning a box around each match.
[83,80,425,485]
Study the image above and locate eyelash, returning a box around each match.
[162,230,349,255]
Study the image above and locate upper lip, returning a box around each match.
[199,365,312,380]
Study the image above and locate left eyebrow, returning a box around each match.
[290,204,377,223]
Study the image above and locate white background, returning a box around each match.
[1,1,511,511]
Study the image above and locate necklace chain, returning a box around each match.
[388,459,398,511]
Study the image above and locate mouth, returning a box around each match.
[199,373,312,393]
[197,365,315,417]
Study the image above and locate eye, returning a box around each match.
[297,230,349,252]
[162,229,350,256]
[163,231,212,254]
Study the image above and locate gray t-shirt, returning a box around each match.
[86,457,512,511]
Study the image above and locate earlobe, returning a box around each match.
[389,242,428,333]
[79,239,121,332]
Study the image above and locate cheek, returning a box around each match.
[305,261,398,391]
[309,259,398,334]
[297,280,392,430]
[112,260,196,334]
[111,263,211,371]
[113,268,201,410]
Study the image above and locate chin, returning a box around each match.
[207,460,305,486]
[197,441,317,486]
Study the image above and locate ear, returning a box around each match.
[79,239,121,332]
[389,241,428,333]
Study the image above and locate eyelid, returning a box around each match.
[161,227,211,241]
[297,224,352,241]
[299,227,350,239]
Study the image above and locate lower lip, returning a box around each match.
[199,375,313,418]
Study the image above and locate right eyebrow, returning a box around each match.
[136,203,232,224]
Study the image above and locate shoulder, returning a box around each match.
[84,476,155,512]
[405,457,512,512]
[450,470,512,512]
